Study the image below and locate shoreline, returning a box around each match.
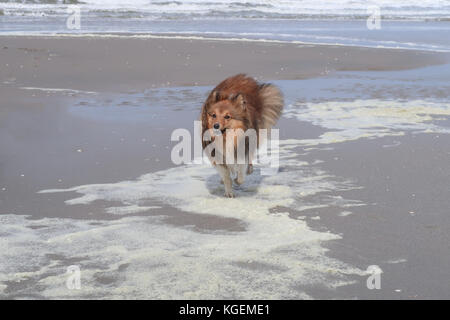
[2,32,450,53]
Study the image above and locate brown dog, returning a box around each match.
[201,74,283,197]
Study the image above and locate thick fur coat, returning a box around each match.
[201,74,283,197]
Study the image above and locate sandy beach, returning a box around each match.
[1,36,446,92]
[1,35,450,299]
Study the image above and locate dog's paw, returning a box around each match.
[247,164,253,175]
[224,191,235,198]
[234,177,244,185]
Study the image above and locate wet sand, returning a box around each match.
[300,133,450,299]
[1,36,450,299]
[0,35,447,92]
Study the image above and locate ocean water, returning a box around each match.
[1,0,450,51]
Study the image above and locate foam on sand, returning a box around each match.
[8,94,448,298]
[3,92,449,298]
[20,87,97,95]
[1,137,368,299]
[284,99,450,146]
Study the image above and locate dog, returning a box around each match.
[201,74,283,197]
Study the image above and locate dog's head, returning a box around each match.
[201,91,247,139]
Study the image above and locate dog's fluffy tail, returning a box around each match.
[259,83,284,129]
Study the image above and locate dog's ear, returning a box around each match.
[201,103,209,149]
[201,90,220,149]
[207,90,221,105]
[232,93,246,110]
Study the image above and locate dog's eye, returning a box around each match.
[211,114,216,118]
[224,115,231,119]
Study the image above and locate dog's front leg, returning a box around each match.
[216,164,234,198]
[234,164,247,185]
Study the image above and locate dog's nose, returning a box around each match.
[213,123,220,130]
